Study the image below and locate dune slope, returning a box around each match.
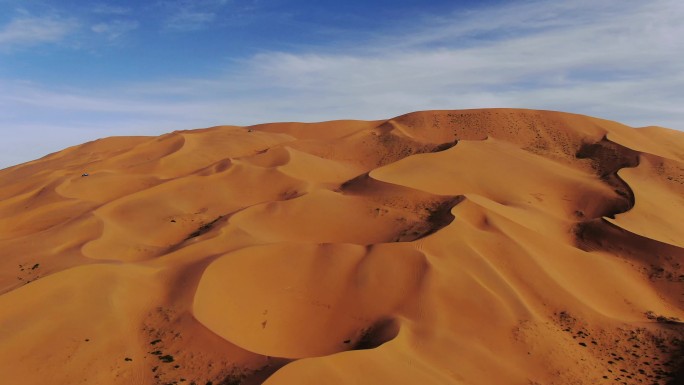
[0,109,682,385]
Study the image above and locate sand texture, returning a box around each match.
[0,109,682,385]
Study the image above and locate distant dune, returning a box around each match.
[0,109,682,385]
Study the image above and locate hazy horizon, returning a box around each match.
[1,0,682,169]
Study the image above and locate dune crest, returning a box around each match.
[0,109,682,385]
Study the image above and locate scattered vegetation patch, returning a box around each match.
[553,310,684,384]
[647,264,684,282]
[645,311,682,325]
[349,318,399,350]
[425,197,464,232]
[217,376,242,385]
[141,307,266,385]
[185,216,223,240]
[16,262,42,285]
[159,355,175,363]
[393,196,464,242]
[430,140,458,153]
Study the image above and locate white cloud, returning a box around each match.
[91,20,139,40]
[165,10,215,31]
[1,0,683,169]
[0,16,77,50]
[229,0,684,127]
[160,0,233,31]
[90,4,131,15]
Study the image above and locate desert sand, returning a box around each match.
[0,109,682,385]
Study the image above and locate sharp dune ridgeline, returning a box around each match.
[1,108,683,385]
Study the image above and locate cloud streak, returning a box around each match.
[0,16,77,50]
[232,0,684,124]
[91,20,139,40]
[90,4,131,15]
[1,0,683,169]
[160,0,231,31]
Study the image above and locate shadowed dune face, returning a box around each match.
[0,108,683,385]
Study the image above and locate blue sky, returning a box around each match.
[1,0,683,169]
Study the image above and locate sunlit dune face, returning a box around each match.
[0,109,682,385]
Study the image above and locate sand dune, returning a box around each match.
[0,108,682,385]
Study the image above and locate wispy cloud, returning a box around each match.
[379,0,681,52]
[90,4,131,15]
[165,10,215,31]
[91,20,139,40]
[160,0,230,31]
[229,0,684,126]
[0,16,77,50]
[1,0,683,169]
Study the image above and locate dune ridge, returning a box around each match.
[0,108,682,385]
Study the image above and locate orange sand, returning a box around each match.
[0,109,682,385]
